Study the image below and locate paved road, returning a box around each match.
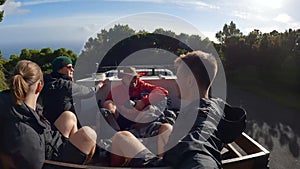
[226,85,300,169]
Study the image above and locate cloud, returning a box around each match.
[0,13,117,44]
[0,0,29,15]
[106,0,220,10]
[106,0,164,2]
[172,0,220,10]
[0,0,70,16]
[232,10,267,22]
[273,13,300,30]
[22,0,70,6]
[274,13,292,23]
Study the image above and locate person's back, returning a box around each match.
[0,89,62,169]
[0,60,60,169]
[0,60,97,169]
[163,97,246,168]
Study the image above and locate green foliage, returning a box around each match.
[0,11,3,22]
[78,24,216,80]
[217,21,300,110]
[0,0,6,22]
[0,0,5,5]
[216,21,242,44]
[0,51,8,90]
[2,48,78,81]
[2,22,299,104]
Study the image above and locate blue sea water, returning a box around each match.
[0,41,83,59]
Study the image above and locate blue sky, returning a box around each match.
[0,0,299,57]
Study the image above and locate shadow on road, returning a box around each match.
[246,120,299,157]
[226,85,300,169]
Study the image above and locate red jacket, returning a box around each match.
[106,78,168,106]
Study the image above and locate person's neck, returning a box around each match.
[200,90,209,99]
[186,90,208,102]
[24,94,37,111]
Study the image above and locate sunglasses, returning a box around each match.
[65,65,73,69]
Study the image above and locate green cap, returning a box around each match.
[52,56,72,72]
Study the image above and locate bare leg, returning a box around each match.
[54,111,78,138]
[157,123,172,157]
[110,131,147,166]
[69,126,97,163]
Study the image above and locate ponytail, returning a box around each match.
[10,74,29,105]
[9,60,43,105]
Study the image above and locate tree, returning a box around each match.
[2,47,78,80]
[0,0,6,22]
[216,21,242,44]
[79,24,217,76]
[245,29,262,50]
[77,24,137,79]
[0,51,8,90]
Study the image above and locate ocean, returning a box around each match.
[0,41,83,59]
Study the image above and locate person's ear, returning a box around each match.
[35,81,42,94]
[186,75,195,87]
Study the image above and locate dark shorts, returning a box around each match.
[90,140,112,166]
[52,139,87,164]
[126,149,165,167]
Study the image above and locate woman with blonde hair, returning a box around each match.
[0,60,97,169]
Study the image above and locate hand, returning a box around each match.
[134,100,146,111]
[97,80,106,89]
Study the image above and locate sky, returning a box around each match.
[0,0,299,58]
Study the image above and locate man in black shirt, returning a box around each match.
[41,56,103,127]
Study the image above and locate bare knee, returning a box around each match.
[54,111,78,137]
[56,111,77,124]
[159,123,173,134]
[112,131,133,142]
[77,126,97,142]
[69,126,97,155]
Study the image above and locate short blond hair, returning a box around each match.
[175,50,217,91]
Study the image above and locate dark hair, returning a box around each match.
[9,60,43,105]
[175,50,217,91]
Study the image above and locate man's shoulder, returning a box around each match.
[45,72,71,82]
[43,73,72,89]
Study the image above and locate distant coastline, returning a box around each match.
[0,41,83,59]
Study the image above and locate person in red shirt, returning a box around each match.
[102,67,172,155]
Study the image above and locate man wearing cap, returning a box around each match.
[40,56,103,128]
[102,67,173,155]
